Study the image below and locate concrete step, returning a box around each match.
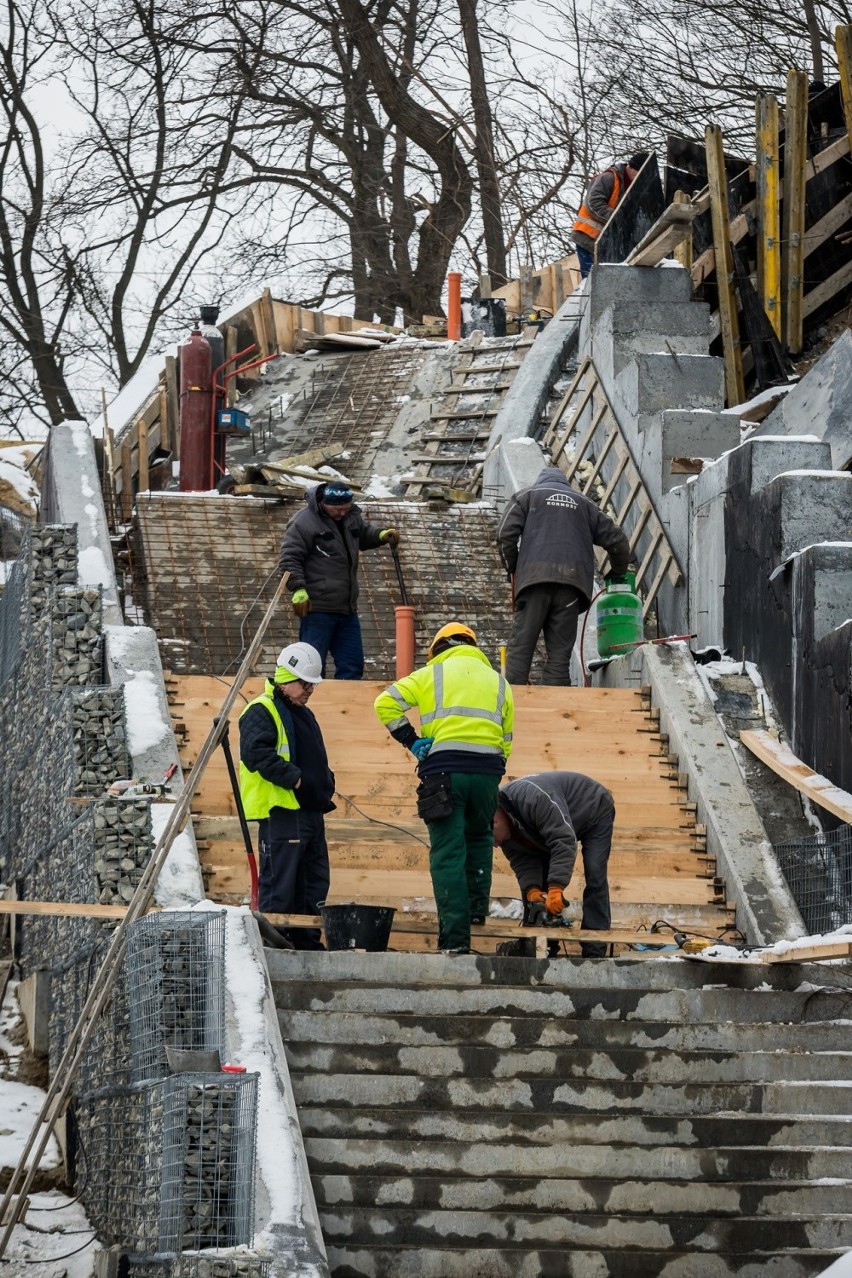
[273,980,852,1024]
[292,1071,852,1116]
[299,1108,852,1150]
[313,1172,851,1216]
[278,1009,852,1053]
[283,1040,852,1083]
[318,1206,852,1250]
[266,949,852,993]
[323,1244,842,1277]
[304,1137,852,1181]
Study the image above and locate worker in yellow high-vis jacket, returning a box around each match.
[239,642,335,949]
[374,623,514,955]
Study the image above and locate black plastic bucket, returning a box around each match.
[319,903,396,952]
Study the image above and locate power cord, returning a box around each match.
[334,791,430,847]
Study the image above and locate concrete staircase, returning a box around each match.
[269,950,852,1277]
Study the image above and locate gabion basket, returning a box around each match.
[126,912,227,1083]
[170,1253,271,1278]
[775,824,852,934]
[160,1072,260,1255]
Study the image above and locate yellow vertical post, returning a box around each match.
[782,69,808,355]
[755,94,781,338]
[705,125,745,406]
[835,25,852,147]
[673,191,693,269]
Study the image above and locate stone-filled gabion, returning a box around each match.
[50,941,132,1095]
[52,585,103,689]
[67,686,128,794]
[126,912,226,1085]
[160,1074,259,1254]
[29,524,78,619]
[171,1256,270,1278]
[92,799,152,906]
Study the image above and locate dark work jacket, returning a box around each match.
[239,685,335,813]
[497,771,614,892]
[278,483,385,614]
[497,468,631,610]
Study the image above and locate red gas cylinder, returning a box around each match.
[178,330,213,491]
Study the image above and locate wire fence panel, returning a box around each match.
[775,824,852,934]
[171,1254,270,1277]
[126,912,227,1084]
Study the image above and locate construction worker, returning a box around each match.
[497,466,631,686]
[278,480,399,679]
[572,152,650,277]
[493,771,615,958]
[374,623,514,955]
[238,642,335,950]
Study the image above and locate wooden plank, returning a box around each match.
[755,93,781,338]
[137,416,149,493]
[835,25,852,156]
[673,190,693,270]
[802,255,852,319]
[762,940,852,964]
[705,124,745,405]
[625,202,696,268]
[782,70,808,355]
[739,729,852,822]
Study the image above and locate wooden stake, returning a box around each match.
[137,416,149,494]
[782,70,808,355]
[705,125,745,405]
[755,93,781,338]
[673,191,693,270]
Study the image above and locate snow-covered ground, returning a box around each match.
[0,980,99,1277]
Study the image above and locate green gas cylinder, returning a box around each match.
[596,571,644,658]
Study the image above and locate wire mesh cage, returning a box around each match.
[64,685,129,795]
[50,938,132,1095]
[170,1254,270,1278]
[775,824,852,934]
[0,553,27,686]
[160,1073,260,1255]
[51,584,104,690]
[126,912,227,1084]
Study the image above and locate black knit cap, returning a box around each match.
[321,483,353,506]
[628,152,650,171]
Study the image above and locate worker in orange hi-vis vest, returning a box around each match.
[572,152,650,278]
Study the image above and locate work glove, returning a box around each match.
[546,886,566,915]
[379,528,400,546]
[291,588,311,617]
[410,737,434,762]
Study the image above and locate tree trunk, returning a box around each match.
[457,0,507,286]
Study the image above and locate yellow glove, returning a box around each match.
[379,528,400,546]
[292,589,310,618]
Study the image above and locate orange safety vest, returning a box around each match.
[573,168,622,241]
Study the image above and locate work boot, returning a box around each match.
[470,914,486,926]
[440,946,471,956]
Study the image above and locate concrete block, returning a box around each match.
[17,970,49,1057]
[762,473,852,561]
[756,328,852,470]
[580,265,693,346]
[744,436,833,493]
[594,302,712,379]
[792,542,852,643]
[660,411,742,492]
[615,353,725,416]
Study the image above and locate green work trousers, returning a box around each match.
[427,772,500,950]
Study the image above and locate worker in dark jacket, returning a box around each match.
[278,481,399,679]
[497,466,631,686]
[572,152,649,277]
[239,642,335,949]
[493,771,615,957]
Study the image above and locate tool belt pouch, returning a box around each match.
[416,773,453,822]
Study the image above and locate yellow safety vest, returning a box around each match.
[374,647,513,760]
[239,684,300,819]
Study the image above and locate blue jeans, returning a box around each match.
[299,611,364,679]
[576,245,594,278]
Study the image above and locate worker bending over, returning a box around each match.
[493,771,615,957]
[375,623,514,955]
[239,642,335,950]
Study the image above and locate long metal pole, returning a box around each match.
[0,572,290,1256]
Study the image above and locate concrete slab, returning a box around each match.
[756,328,852,470]
[762,473,852,562]
[615,352,725,415]
[791,543,852,643]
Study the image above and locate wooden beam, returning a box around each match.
[782,70,808,355]
[755,93,781,338]
[625,202,696,268]
[705,125,745,405]
[836,25,852,153]
[673,191,693,270]
[739,729,852,823]
[137,416,149,493]
[762,939,852,964]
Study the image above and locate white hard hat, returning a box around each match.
[275,642,323,684]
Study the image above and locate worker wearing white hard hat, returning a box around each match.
[238,642,335,948]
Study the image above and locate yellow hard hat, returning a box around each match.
[428,622,477,660]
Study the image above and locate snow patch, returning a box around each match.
[122,669,170,755]
[77,543,112,587]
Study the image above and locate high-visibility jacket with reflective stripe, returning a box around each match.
[573,167,622,242]
[374,646,513,760]
[239,684,300,819]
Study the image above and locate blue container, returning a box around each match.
[216,407,250,435]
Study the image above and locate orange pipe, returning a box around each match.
[447,272,462,341]
[395,606,416,678]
